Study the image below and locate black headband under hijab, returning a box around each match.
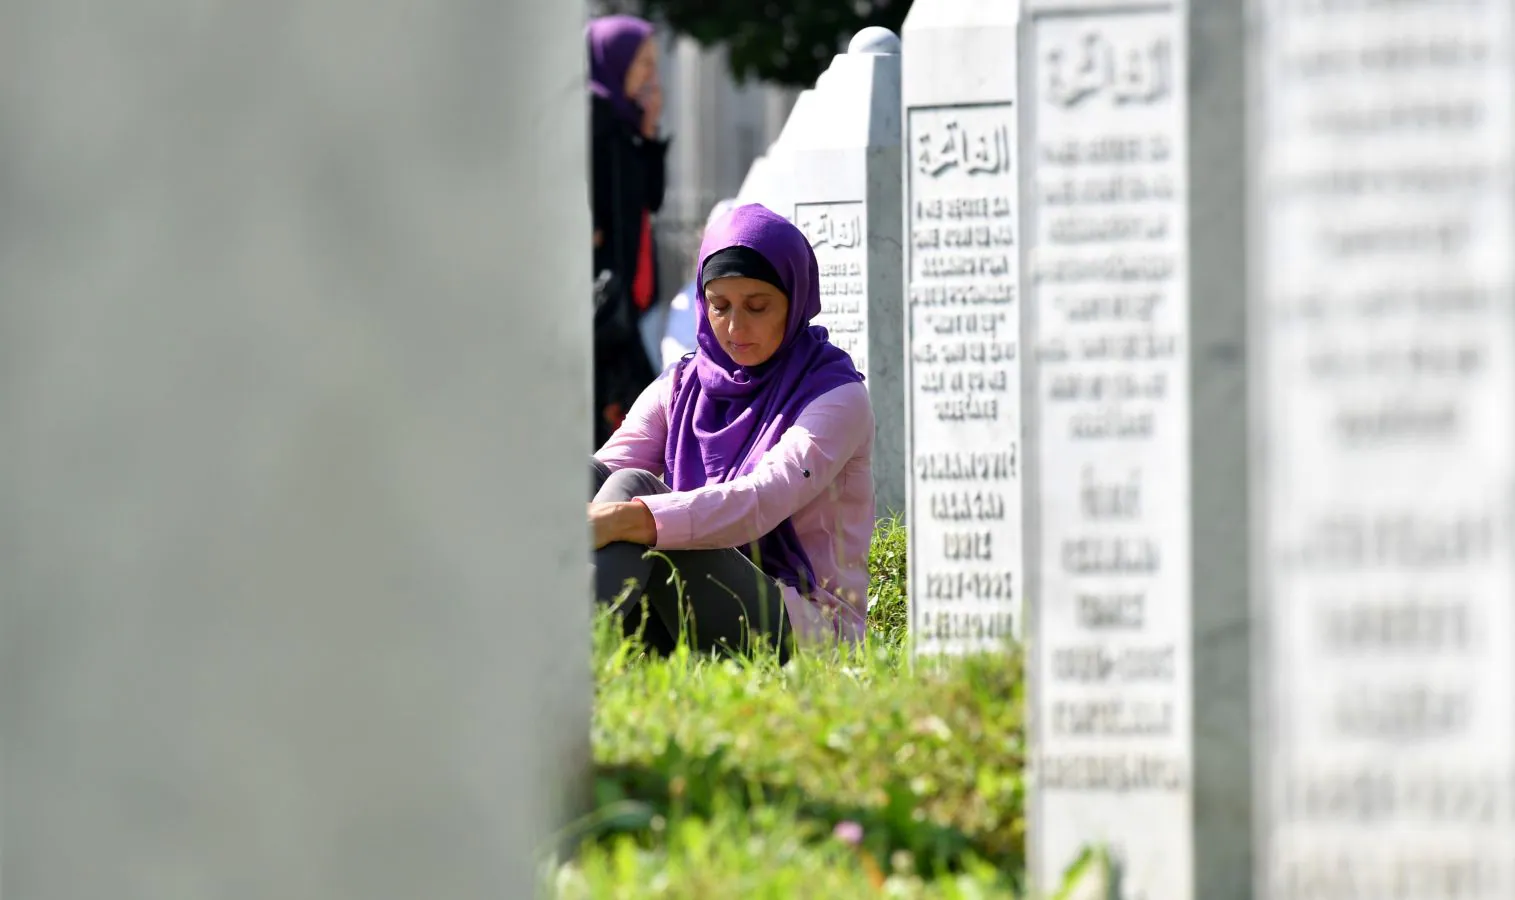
[700,246,786,295]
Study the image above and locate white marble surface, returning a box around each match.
[902,0,1026,657]
[1022,4,1195,898]
[1251,2,1515,897]
[798,200,871,372]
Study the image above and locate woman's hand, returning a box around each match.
[639,82,663,139]
[589,500,657,550]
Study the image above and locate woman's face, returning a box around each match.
[704,275,789,367]
[623,39,658,102]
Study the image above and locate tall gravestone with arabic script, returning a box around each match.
[0,1,591,897]
[1251,2,1515,898]
[901,0,1024,657]
[784,27,906,518]
[1020,1,1251,898]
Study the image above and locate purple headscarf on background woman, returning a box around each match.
[664,204,865,592]
[585,15,654,127]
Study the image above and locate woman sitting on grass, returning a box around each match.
[589,203,874,662]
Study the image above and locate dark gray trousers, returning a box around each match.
[591,459,792,662]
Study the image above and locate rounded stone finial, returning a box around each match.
[848,26,900,55]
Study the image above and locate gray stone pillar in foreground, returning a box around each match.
[1020,1,1250,897]
[0,1,592,898]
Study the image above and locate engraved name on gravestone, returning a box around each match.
[1025,3,1193,897]
[906,102,1022,654]
[1253,2,1515,898]
[798,201,870,373]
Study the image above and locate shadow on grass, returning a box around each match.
[568,742,1024,890]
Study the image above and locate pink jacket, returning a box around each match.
[595,374,875,645]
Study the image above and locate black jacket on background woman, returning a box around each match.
[590,93,667,449]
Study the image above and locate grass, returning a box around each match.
[550,518,1095,898]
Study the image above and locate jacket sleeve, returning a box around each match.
[638,383,872,550]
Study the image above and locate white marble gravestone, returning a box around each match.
[901,0,1025,657]
[1021,1,1251,898]
[736,90,823,220]
[742,70,852,221]
[0,1,591,898]
[1251,2,1515,898]
[784,28,907,518]
[736,151,779,207]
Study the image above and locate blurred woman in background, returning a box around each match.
[587,14,668,448]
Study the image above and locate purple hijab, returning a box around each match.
[665,204,865,593]
[586,15,654,126]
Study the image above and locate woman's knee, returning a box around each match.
[589,458,612,498]
[593,541,655,603]
[595,467,667,503]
